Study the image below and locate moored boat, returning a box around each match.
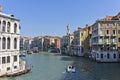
[27,50,33,54]
[6,66,33,77]
[33,50,40,53]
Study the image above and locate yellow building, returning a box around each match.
[72,25,91,57]
[82,26,91,57]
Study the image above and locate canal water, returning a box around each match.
[1,52,120,80]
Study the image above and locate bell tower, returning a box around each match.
[66,24,70,35]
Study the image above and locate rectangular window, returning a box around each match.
[118,38,120,42]
[81,33,83,36]
[118,30,120,34]
[107,54,109,59]
[119,54,120,58]
[2,57,6,64]
[107,48,109,51]
[114,54,116,59]
[14,56,17,62]
[107,30,109,34]
[101,47,103,51]
[97,54,99,58]
[14,66,17,69]
[101,54,103,59]
[7,56,10,63]
[113,30,115,34]
[2,26,5,32]
[7,67,10,71]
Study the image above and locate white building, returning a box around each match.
[20,36,33,50]
[61,34,74,54]
[72,27,84,56]
[61,25,74,55]
[0,8,25,76]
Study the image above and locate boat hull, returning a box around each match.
[6,66,32,77]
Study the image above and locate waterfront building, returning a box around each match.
[32,36,61,52]
[43,36,61,52]
[20,36,25,50]
[82,25,91,57]
[71,26,91,57]
[0,6,25,76]
[72,27,84,56]
[54,37,61,49]
[61,25,74,55]
[20,36,33,50]
[32,36,43,50]
[39,36,44,51]
[43,36,51,51]
[61,34,74,55]
[91,12,120,62]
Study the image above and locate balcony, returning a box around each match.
[92,41,98,45]
[104,34,110,38]
[105,34,110,36]
[98,42,104,45]
[99,34,104,37]
[98,39,103,45]
[111,34,116,38]
[106,42,110,44]
[92,34,98,38]
[112,42,117,45]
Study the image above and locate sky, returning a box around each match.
[1,0,120,37]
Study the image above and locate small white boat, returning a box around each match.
[27,50,33,54]
[66,65,76,73]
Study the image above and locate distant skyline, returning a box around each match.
[1,0,120,37]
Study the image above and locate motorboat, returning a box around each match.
[27,50,33,54]
[66,65,76,73]
[33,50,40,53]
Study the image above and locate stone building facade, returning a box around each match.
[91,12,120,62]
[0,11,25,76]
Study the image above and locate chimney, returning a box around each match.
[0,5,2,12]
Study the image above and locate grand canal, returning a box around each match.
[1,52,120,80]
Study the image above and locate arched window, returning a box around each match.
[2,37,6,49]
[7,37,10,49]
[7,22,10,33]
[14,38,17,49]
[97,54,99,58]
[14,23,17,33]
[101,53,103,59]
[107,53,109,59]
[2,21,6,32]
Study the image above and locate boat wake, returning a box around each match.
[62,70,66,74]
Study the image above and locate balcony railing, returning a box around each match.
[111,34,116,38]
[92,41,98,45]
[105,34,110,36]
[112,41,117,44]
[106,42,110,44]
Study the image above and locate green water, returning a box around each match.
[1,52,120,80]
